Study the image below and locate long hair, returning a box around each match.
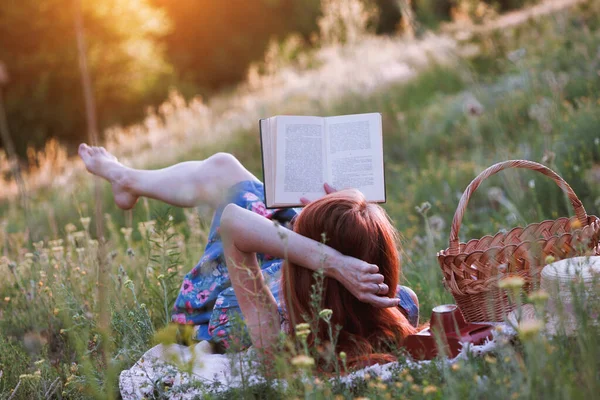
[282,189,416,369]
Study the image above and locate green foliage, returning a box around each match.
[149,0,322,94]
[0,0,172,155]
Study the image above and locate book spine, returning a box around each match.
[258,119,270,208]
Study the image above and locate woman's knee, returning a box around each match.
[207,152,239,168]
[205,152,255,181]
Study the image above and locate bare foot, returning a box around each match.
[78,144,138,210]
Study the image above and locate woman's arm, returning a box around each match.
[221,203,401,353]
[221,203,399,306]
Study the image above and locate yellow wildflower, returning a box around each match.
[529,290,549,305]
[498,276,525,290]
[423,385,438,395]
[291,355,315,368]
[518,319,543,341]
[80,217,91,231]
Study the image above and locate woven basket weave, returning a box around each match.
[437,160,600,322]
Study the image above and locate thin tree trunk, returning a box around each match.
[73,0,111,388]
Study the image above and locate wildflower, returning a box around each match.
[395,382,403,388]
[545,255,556,265]
[295,322,310,332]
[570,219,582,229]
[4,297,10,302]
[528,290,549,305]
[53,308,60,316]
[319,308,333,320]
[484,355,496,364]
[138,221,156,237]
[19,373,41,381]
[124,279,134,289]
[52,246,65,259]
[498,276,525,290]
[451,363,460,371]
[423,385,438,395]
[487,187,505,203]
[140,303,147,309]
[542,151,556,165]
[291,355,315,368]
[428,215,446,233]
[80,217,91,231]
[463,95,484,116]
[518,319,543,341]
[65,223,77,233]
[121,227,133,242]
[49,239,63,248]
[34,359,45,367]
[157,274,165,280]
[296,329,310,341]
[339,351,347,361]
[25,253,34,260]
[415,202,431,215]
[528,179,535,189]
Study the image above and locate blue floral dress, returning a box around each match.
[172,180,418,349]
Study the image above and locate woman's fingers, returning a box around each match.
[363,273,385,284]
[367,295,401,308]
[374,282,389,295]
[364,264,379,274]
[324,183,337,194]
[299,197,310,205]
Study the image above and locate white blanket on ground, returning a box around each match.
[119,325,515,399]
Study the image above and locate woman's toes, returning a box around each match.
[78,143,91,157]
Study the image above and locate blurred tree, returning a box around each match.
[149,0,321,95]
[0,0,172,157]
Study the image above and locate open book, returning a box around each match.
[259,112,385,208]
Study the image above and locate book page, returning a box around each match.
[325,113,385,201]
[274,116,326,206]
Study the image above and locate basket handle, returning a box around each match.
[448,160,589,256]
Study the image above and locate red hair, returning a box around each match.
[282,189,416,370]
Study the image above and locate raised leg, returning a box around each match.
[78,144,258,209]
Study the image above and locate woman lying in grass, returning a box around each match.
[79,144,419,369]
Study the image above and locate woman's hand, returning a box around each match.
[327,254,400,308]
[300,183,337,205]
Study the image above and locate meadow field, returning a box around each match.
[1,0,600,398]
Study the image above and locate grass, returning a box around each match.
[1,1,600,398]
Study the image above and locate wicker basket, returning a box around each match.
[437,160,600,322]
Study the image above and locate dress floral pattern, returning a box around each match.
[172,180,418,350]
